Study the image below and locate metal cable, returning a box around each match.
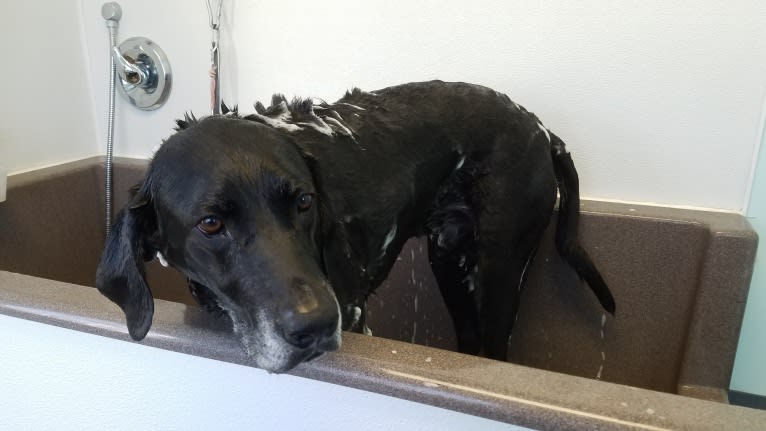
[105,23,117,238]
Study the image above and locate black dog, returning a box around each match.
[97,81,615,373]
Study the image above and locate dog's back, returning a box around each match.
[278,81,614,357]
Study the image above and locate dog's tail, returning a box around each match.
[550,134,616,315]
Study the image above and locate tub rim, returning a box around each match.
[0,270,763,431]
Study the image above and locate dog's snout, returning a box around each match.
[284,313,338,349]
[282,279,338,349]
[285,330,316,350]
[293,281,320,314]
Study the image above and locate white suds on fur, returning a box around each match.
[454,156,466,171]
[537,122,551,142]
[252,97,358,139]
[156,251,169,267]
[465,274,475,292]
[252,102,302,133]
[349,306,362,329]
[517,250,534,292]
[324,117,355,136]
[336,102,366,111]
[381,224,398,253]
[296,120,333,136]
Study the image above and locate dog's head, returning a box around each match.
[97,116,341,373]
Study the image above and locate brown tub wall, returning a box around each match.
[678,228,758,401]
[0,158,105,287]
[0,157,757,401]
[374,214,713,395]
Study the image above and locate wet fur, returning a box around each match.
[97,80,615,372]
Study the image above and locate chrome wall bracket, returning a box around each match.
[111,36,172,110]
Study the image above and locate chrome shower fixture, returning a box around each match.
[102,3,172,111]
[111,37,173,111]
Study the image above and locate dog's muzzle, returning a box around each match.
[235,279,343,373]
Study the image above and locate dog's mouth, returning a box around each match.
[227,308,342,373]
[305,350,324,361]
[191,279,343,373]
[239,331,340,373]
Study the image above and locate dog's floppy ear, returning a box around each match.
[96,183,157,341]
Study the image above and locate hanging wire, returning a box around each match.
[206,0,223,114]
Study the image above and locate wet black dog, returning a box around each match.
[97,81,615,372]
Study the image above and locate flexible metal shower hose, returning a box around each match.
[105,24,117,238]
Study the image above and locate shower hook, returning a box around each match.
[207,0,222,30]
[207,0,222,114]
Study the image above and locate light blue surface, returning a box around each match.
[0,314,527,431]
[731,131,766,396]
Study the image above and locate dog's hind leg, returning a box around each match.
[477,240,541,360]
[426,160,484,355]
[427,213,481,354]
[474,141,558,360]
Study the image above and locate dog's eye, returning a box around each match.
[197,216,225,235]
[296,193,314,212]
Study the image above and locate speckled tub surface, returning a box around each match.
[0,157,763,430]
[1,272,764,430]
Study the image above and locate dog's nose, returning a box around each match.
[282,280,339,350]
[284,313,338,349]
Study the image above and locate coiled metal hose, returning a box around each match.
[102,3,122,238]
